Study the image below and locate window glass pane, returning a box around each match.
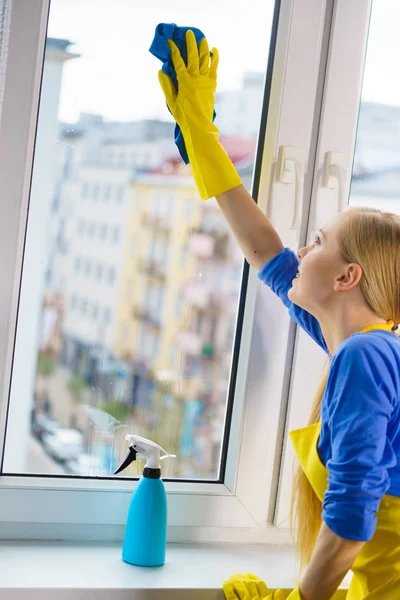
[3,0,275,479]
[350,1,400,217]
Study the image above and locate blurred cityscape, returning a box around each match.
[21,37,260,479]
[8,35,400,480]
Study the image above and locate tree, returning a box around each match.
[99,400,130,423]
[36,352,56,377]
[67,375,88,405]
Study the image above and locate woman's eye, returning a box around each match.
[314,235,321,245]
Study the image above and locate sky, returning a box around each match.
[361,0,400,105]
[47,0,400,124]
[48,0,274,123]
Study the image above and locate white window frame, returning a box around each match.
[0,0,335,542]
[275,0,373,527]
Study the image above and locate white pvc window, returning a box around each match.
[275,0,399,527]
[0,0,338,542]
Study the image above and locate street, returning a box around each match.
[26,435,67,475]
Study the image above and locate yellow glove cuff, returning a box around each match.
[286,585,302,599]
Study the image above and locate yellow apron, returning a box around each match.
[289,323,400,599]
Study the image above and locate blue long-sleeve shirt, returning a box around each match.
[258,247,400,541]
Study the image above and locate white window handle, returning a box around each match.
[322,151,348,214]
[277,146,306,230]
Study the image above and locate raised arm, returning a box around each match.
[216,185,283,270]
[158,30,283,269]
[157,30,327,352]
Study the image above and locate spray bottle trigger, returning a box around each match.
[114,446,138,475]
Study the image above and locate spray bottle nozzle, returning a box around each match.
[114,434,176,475]
[114,446,138,475]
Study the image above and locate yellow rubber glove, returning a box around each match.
[158,29,242,200]
[286,586,302,599]
[223,573,286,600]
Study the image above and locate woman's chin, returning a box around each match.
[288,282,297,302]
[288,282,303,307]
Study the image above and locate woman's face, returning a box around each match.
[288,213,349,316]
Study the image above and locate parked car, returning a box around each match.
[64,453,104,476]
[43,428,84,462]
[31,413,59,442]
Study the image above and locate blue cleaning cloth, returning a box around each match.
[149,22,216,164]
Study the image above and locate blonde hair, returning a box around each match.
[290,207,400,571]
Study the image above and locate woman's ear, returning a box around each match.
[334,263,362,292]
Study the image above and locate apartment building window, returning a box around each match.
[180,242,188,267]
[152,334,160,360]
[108,267,116,285]
[155,239,168,264]
[88,222,96,238]
[103,183,112,201]
[112,226,120,243]
[96,263,103,281]
[103,307,111,325]
[117,185,124,202]
[77,220,85,235]
[81,182,89,198]
[176,292,184,318]
[134,193,142,211]
[147,283,164,320]
[196,313,204,336]
[225,315,236,351]
[74,256,81,273]
[148,237,156,261]
[150,192,160,216]
[84,259,92,277]
[70,295,77,310]
[143,331,153,360]
[81,299,88,315]
[215,264,225,292]
[232,263,241,283]
[185,198,193,222]
[143,283,151,308]
[185,357,201,378]
[164,195,175,224]
[92,304,99,321]
[99,224,107,241]
[92,183,100,200]
[119,324,128,346]
[156,286,165,317]
[137,327,145,357]
[200,264,214,286]
[125,280,133,302]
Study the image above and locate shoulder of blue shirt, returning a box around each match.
[325,330,400,417]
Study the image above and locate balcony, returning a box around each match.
[188,230,229,259]
[137,258,166,282]
[178,331,216,359]
[171,375,204,401]
[132,305,161,330]
[177,331,202,356]
[141,213,170,236]
[184,283,221,312]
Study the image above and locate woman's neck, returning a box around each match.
[318,303,386,355]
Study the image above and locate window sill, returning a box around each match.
[0,541,348,599]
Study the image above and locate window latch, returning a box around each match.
[277,146,307,230]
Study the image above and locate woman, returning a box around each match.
[158,31,400,600]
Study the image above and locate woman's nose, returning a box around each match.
[297,246,307,260]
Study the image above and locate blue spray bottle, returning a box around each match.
[114,434,176,567]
